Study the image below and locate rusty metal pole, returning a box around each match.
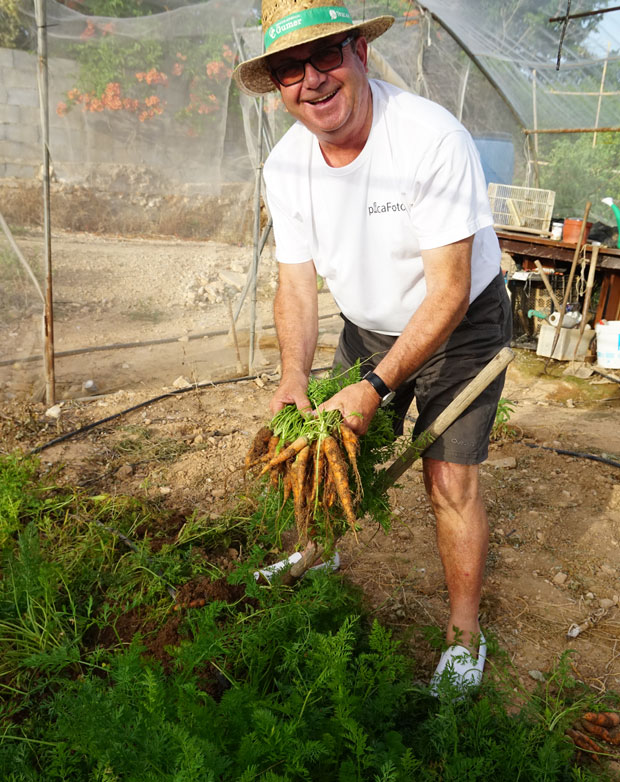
[35,0,55,404]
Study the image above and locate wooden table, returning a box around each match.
[496,230,620,321]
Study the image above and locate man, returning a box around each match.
[234,0,511,693]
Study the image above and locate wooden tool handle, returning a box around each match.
[383,346,515,485]
[548,202,591,362]
[534,260,562,312]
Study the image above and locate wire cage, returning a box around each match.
[488,184,556,236]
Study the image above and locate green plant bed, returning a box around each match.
[0,454,616,780]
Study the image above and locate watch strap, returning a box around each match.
[363,370,392,400]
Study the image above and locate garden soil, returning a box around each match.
[2,233,620,709]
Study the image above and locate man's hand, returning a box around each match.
[318,378,380,435]
[270,369,312,415]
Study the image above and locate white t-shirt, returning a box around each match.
[263,79,500,335]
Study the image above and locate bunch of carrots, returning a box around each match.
[243,366,397,546]
[245,409,361,542]
[566,711,620,764]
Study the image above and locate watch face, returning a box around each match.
[381,390,396,407]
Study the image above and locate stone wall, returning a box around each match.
[0,46,249,195]
[0,47,45,179]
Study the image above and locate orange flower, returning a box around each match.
[80,20,95,40]
[56,101,68,116]
[176,52,187,61]
[172,62,184,76]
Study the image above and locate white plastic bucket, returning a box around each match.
[596,321,620,368]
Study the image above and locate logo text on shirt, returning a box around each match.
[368,201,407,216]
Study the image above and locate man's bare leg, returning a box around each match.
[423,457,488,654]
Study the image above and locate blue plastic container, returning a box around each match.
[473,133,514,186]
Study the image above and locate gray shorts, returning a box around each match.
[333,272,512,465]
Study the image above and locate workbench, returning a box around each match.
[496,230,620,322]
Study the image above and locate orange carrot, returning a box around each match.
[322,435,358,539]
[339,423,362,500]
[262,435,280,462]
[311,439,325,502]
[292,446,313,536]
[295,445,312,501]
[583,712,620,728]
[323,470,337,509]
[244,425,272,470]
[566,729,601,762]
[289,457,301,508]
[581,721,615,744]
[282,470,292,506]
[302,442,317,509]
[260,435,308,475]
[270,459,286,490]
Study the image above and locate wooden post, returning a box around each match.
[35,0,55,405]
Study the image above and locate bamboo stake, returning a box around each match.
[524,127,620,135]
[593,44,610,148]
[532,69,539,158]
[457,58,471,123]
[0,211,44,302]
[248,80,264,375]
[35,0,55,405]
[227,298,244,374]
[546,201,591,366]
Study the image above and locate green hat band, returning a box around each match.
[264,6,353,48]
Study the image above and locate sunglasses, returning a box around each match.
[270,34,356,88]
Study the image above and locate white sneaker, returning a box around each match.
[429,631,487,698]
[254,551,340,582]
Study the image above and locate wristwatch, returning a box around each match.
[363,371,395,407]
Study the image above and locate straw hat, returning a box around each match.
[234,0,394,96]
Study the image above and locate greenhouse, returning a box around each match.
[1,0,620,778]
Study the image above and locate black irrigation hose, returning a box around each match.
[30,366,332,455]
[521,440,620,468]
[92,519,177,600]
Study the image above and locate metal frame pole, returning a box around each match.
[248,85,265,373]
